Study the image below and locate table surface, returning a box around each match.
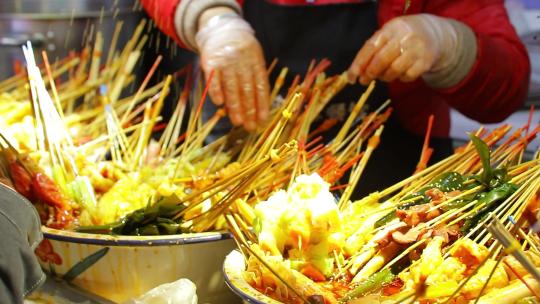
[25,276,114,304]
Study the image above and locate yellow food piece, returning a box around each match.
[233,198,256,225]
[425,256,466,285]
[1,115,37,151]
[254,173,342,277]
[0,101,31,124]
[244,244,338,304]
[476,275,539,304]
[214,215,227,230]
[462,259,509,298]
[89,173,154,225]
[342,192,382,255]
[157,181,176,197]
[502,251,540,280]
[80,164,115,194]
[399,237,468,299]
[349,246,377,276]
[424,257,466,298]
[450,238,489,268]
[352,252,386,283]
[424,280,460,299]
[412,236,446,284]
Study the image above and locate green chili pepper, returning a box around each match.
[441,199,468,211]
[136,224,160,235]
[340,268,395,302]
[374,211,397,228]
[461,183,518,233]
[470,134,493,185]
[400,172,466,209]
[441,179,481,211]
[428,172,465,192]
[156,218,183,234]
[399,193,430,209]
[469,134,511,190]
[478,183,517,207]
[489,168,510,188]
[76,224,116,234]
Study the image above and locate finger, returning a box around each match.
[347,30,390,83]
[253,63,270,123]
[399,60,430,82]
[363,39,401,82]
[359,75,373,86]
[200,54,225,106]
[208,69,225,105]
[238,69,257,131]
[221,68,243,126]
[380,51,415,83]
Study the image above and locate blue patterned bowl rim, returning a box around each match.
[42,226,232,247]
[223,250,283,304]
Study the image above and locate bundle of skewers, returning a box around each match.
[72,62,391,235]
[0,20,170,152]
[0,20,236,231]
[226,117,540,303]
[0,20,393,238]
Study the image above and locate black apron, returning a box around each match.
[220,1,453,197]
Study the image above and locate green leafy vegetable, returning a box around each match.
[340,268,395,302]
[469,134,493,185]
[461,183,518,232]
[77,194,188,235]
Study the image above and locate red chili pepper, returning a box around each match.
[381,277,404,296]
[300,264,326,282]
[327,152,364,184]
[32,173,67,209]
[9,162,32,199]
[309,119,339,139]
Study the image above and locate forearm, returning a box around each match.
[199,6,237,29]
[422,18,478,89]
[140,0,185,47]
[435,34,530,123]
[140,0,241,50]
[174,0,242,51]
[421,1,530,123]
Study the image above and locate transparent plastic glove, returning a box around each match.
[128,278,197,304]
[196,14,270,131]
[348,14,467,85]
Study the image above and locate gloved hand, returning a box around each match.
[196,13,270,131]
[348,14,476,88]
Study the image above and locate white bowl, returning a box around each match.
[37,227,238,303]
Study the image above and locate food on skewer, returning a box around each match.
[0,21,391,237]
[228,124,540,303]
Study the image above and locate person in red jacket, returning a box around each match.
[142,0,530,195]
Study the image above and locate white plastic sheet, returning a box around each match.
[129,278,198,304]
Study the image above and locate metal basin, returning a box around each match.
[0,0,143,78]
[39,227,239,303]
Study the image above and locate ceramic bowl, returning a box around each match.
[223,250,282,304]
[37,227,238,303]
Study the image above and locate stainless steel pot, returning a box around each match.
[0,0,144,79]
